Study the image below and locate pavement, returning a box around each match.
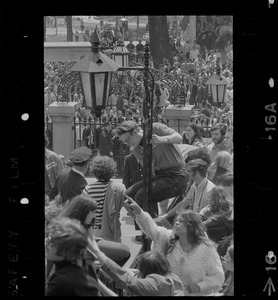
[86,177,142,268]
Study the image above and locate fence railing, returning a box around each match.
[44,114,233,176]
[73,116,130,177]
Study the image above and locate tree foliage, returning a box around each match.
[148,16,171,69]
[66,16,73,42]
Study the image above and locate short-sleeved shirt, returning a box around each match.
[133,123,186,176]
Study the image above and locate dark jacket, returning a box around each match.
[123,153,143,189]
[49,169,87,204]
[196,84,208,103]
[45,260,99,296]
[100,130,113,156]
[203,215,233,256]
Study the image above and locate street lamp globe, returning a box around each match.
[119,17,129,41]
[71,28,119,117]
[205,67,229,107]
[111,40,129,67]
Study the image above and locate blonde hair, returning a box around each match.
[215,151,233,170]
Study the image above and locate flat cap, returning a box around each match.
[69,146,92,164]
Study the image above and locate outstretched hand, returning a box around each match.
[124,194,142,218]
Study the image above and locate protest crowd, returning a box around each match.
[45,15,233,296]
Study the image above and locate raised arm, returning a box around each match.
[123,195,172,246]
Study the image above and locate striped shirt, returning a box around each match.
[84,181,108,230]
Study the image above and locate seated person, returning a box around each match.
[45,216,100,296]
[88,235,184,296]
[60,194,131,268]
[199,186,233,257]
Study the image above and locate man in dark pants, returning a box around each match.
[123,152,144,190]
[49,146,92,205]
[115,121,189,241]
[122,152,144,243]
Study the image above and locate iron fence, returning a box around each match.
[73,116,130,177]
[44,114,232,176]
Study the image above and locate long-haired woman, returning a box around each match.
[124,195,225,296]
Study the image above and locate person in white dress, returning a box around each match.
[124,195,225,296]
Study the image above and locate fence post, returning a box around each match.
[48,102,79,160]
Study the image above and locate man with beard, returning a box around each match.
[206,123,227,163]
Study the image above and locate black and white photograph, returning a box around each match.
[3,2,278,297]
[43,15,234,296]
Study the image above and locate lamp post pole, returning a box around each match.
[142,42,153,218]
[115,40,154,254]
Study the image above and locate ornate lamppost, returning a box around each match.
[71,28,119,117]
[72,28,155,256]
[116,42,155,255]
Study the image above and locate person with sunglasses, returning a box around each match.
[59,194,130,268]
[115,120,188,242]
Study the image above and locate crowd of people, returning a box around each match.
[44,48,233,158]
[45,117,234,296]
[44,16,234,296]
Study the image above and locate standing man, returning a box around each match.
[49,146,92,205]
[115,120,188,220]
[123,152,144,191]
[206,123,227,163]
[45,132,64,201]
[99,123,113,157]
[159,83,170,108]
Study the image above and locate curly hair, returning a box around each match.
[46,216,88,262]
[164,210,210,255]
[90,155,117,181]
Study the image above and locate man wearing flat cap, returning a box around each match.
[49,146,92,205]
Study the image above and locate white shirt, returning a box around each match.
[135,210,225,296]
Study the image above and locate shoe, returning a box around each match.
[132,235,143,244]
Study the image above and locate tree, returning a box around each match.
[66,16,73,42]
[148,16,171,69]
